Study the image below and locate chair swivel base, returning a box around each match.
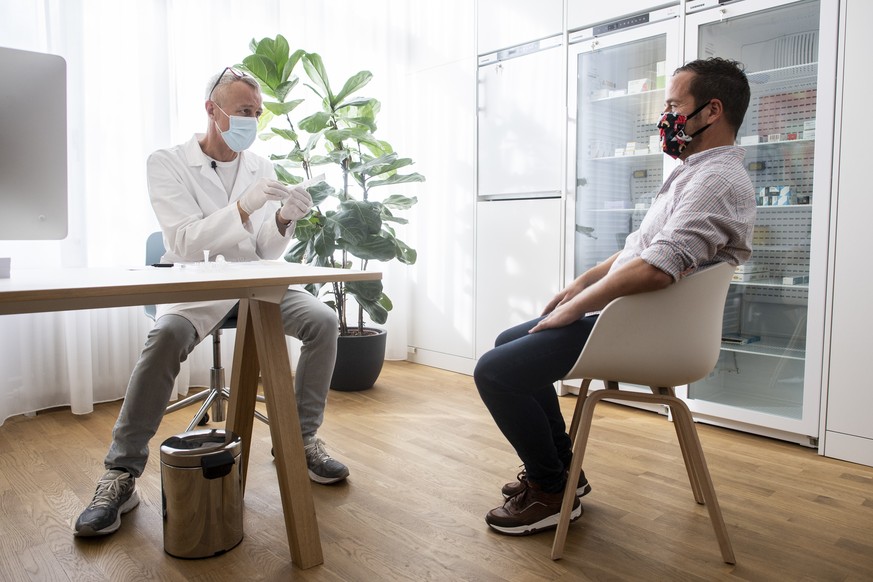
[165,386,268,433]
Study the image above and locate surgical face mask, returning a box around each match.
[214,104,257,152]
[658,100,712,159]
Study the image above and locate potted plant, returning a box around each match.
[239,35,424,390]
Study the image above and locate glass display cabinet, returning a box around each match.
[682,0,837,446]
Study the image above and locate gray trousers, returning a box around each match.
[105,288,338,477]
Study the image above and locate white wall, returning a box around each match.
[403,2,478,373]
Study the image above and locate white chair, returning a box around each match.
[551,261,736,564]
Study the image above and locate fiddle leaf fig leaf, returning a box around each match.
[265,99,304,117]
[367,172,426,188]
[302,52,333,101]
[335,71,373,105]
[299,111,332,133]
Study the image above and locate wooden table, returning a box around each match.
[0,261,381,569]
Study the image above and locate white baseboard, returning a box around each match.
[823,431,873,467]
[406,347,475,376]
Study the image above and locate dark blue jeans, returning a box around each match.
[474,315,598,492]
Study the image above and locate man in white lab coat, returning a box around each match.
[74,68,348,537]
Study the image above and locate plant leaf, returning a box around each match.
[265,99,304,117]
[282,49,306,84]
[367,172,426,188]
[302,52,333,102]
[256,110,275,131]
[346,279,383,302]
[330,200,382,245]
[393,238,417,265]
[345,234,398,261]
[345,116,377,132]
[350,153,396,175]
[334,71,373,105]
[274,77,299,102]
[381,194,418,210]
[273,164,302,184]
[346,281,389,325]
[299,111,332,133]
[369,157,415,177]
[242,54,279,90]
[336,96,377,110]
[324,126,369,142]
[307,181,334,206]
[270,127,299,141]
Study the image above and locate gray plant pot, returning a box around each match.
[330,327,387,391]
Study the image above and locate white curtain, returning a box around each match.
[0,0,417,425]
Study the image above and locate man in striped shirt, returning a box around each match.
[476,58,755,536]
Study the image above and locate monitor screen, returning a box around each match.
[0,46,68,240]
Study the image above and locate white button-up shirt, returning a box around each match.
[610,145,756,281]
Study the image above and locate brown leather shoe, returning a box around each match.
[502,468,591,499]
[486,480,582,536]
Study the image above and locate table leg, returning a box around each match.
[226,298,324,569]
[226,300,258,489]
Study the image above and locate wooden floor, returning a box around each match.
[1,361,872,581]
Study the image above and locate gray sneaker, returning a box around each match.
[303,436,349,484]
[74,469,140,537]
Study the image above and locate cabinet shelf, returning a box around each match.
[730,278,809,290]
[741,137,815,149]
[580,207,648,213]
[746,62,818,88]
[720,337,806,360]
[586,152,662,166]
[688,386,803,420]
[756,204,812,211]
[588,88,664,106]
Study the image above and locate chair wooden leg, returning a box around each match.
[568,379,591,441]
[670,404,705,503]
[552,389,609,560]
[668,398,736,564]
[555,387,735,564]
[656,387,705,504]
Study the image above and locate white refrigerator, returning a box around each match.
[475,35,565,357]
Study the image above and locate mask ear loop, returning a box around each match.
[683,100,716,143]
[687,99,713,120]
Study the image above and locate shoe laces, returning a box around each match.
[304,437,333,465]
[89,471,131,509]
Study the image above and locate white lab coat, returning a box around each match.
[147,134,291,339]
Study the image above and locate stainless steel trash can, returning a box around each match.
[160,429,243,558]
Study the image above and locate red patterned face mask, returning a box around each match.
[658,101,711,159]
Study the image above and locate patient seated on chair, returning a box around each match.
[474,57,755,536]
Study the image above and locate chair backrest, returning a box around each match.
[144,231,238,330]
[144,231,165,320]
[146,230,165,266]
[563,262,735,388]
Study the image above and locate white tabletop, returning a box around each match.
[0,261,380,315]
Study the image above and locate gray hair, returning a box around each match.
[205,68,260,102]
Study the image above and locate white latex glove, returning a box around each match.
[238,178,289,215]
[278,185,313,223]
